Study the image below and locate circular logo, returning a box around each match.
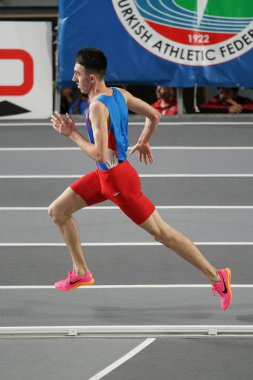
[112,0,253,66]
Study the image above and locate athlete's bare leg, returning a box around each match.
[140,209,220,283]
[48,187,88,276]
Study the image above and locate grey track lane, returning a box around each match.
[0,338,144,380]
[0,288,250,326]
[1,149,253,175]
[1,337,253,380]
[1,178,253,206]
[1,209,253,243]
[0,246,251,285]
[1,118,253,380]
[1,117,253,147]
[103,338,253,380]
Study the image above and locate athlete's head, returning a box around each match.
[72,48,107,94]
[76,48,107,79]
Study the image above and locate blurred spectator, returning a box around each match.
[68,94,89,114]
[199,87,253,113]
[60,87,74,114]
[60,87,89,114]
[151,86,178,115]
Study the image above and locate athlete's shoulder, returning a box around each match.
[89,99,109,120]
[89,100,104,111]
[114,87,134,104]
[114,87,126,94]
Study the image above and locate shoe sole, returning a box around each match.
[224,267,232,310]
[55,278,95,291]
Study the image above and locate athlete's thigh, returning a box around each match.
[70,170,106,207]
[49,186,87,215]
[101,161,155,225]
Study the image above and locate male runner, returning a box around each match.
[50,48,232,311]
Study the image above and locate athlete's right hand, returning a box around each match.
[51,111,76,137]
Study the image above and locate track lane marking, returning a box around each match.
[1,206,253,211]
[0,121,253,126]
[88,338,155,380]
[0,284,251,289]
[1,174,253,178]
[0,242,253,246]
[1,146,253,151]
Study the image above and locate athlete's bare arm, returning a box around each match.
[119,88,161,164]
[51,101,109,163]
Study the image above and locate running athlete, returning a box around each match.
[50,48,232,311]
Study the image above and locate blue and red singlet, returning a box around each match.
[86,87,129,170]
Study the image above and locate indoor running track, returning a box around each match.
[0,116,253,380]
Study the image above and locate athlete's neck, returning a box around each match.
[88,81,112,102]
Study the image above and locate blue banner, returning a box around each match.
[58,0,253,87]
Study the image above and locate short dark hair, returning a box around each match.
[75,47,107,79]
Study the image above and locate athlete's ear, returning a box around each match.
[90,74,96,82]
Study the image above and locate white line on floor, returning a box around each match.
[0,284,251,289]
[0,121,252,126]
[1,174,253,178]
[1,205,253,212]
[88,338,155,380]
[0,242,252,247]
[1,206,253,211]
[1,146,253,151]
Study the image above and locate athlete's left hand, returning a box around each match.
[129,142,154,164]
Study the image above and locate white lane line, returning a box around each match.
[0,284,251,289]
[1,206,253,211]
[0,147,79,151]
[1,146,253,151]
[0,121,252,126]
[88,338,152,380]
[0,175,83,179]
[0,242,253,247]
[1,174,253,178]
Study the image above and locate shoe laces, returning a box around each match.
[212,277,224,297]
[65,270,74,283]
[67,270,72,278]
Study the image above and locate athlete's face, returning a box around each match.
[72,63,95,95]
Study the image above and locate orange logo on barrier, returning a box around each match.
[0,49,34,96]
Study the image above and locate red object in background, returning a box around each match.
[0,49,34,96]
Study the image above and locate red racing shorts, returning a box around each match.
[70,160,155,225]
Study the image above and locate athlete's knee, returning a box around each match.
[48,202,59,222]
[48,202,70,224]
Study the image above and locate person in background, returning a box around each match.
[61,88,89,115]
[199,87,253,113]
[68,93,89,114]
[60,87,74,114]
[151,86,178,115]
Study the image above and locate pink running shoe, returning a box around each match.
[212,268,232,311]
[54,270,94,291]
